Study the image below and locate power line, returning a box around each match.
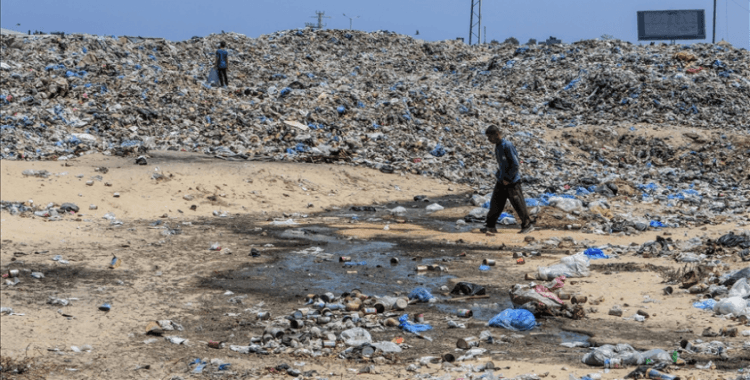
[726,0,749,12]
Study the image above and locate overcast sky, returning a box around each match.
[2,0,748,49]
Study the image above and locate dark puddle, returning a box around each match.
[218,227,457,295]
[434,300,513,321]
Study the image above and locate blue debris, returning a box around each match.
[584,248,610,259]
[488,309,537,331]
[337,105,346,114]
[576,187,591,196]
[479,265,491,271]
[430,144,446,157]
[398,314,432,333]
[693,299,717,310]
[344,261,366,266]
[650,220,665,228]
[563,78,580,91]
[409,288,434,303]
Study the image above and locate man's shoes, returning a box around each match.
[480,227,498,233]
[519,224,535,234]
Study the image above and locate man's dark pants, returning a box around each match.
[218,68,228,87]
[485,181,532,229]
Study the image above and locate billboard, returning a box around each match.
[637,10,706,40]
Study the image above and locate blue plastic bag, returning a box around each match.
[479,265,491,271]
[584,248,610,259]
[650,221,665,228]
[409,288,433,303]
[693,299,717,310]
[430,144,446,157]
[488,309,536,331]
[398,314,432,333]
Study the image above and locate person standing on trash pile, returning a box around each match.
[215,41,229,87]
[481,124,535,234]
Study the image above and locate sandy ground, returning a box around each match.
[1,152,747,380]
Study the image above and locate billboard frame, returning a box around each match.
[637,10,706,41]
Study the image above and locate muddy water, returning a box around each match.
[245,227,457,295]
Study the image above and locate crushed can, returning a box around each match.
[443,353,456,362]
[265,327,284,338]
[290,319,305,329]
[8,269,19,277]
[208,340,224,349]
[345,302,361,311]
[394,298,408,310]
[317,316,331,325]
[516,258,525,265]
[99,303,111,311]
[390,257,400,264]
[457,309,473,318]
[482,259,496,266]
[339,256,352,262]
[385,318,399,327]
[457,336,479,349]
[415,265,428,272]
[571,295,588,304]
[414,313,425,323]
[109,257,121,269]
[323,340,336,348]
[362,307,377,315]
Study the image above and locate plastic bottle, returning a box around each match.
[604,358,621,369]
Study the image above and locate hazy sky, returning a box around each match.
[2,0,748,49]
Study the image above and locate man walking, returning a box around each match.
[215,41,229,87]
[481,125,535,234]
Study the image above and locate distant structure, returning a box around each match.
[469,0,482,45]
[305,11,330,30]
[540,36,562,45]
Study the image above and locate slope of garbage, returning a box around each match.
[1,30,749,184]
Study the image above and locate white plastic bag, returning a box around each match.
[426,203,444,212]
[537,253,591,280]
[340,328,372,346]
[713,296,748,316]
[729,278,750,298]
[549,197,583,212]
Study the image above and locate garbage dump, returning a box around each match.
[1,31,749,190]
[1,27,750,380]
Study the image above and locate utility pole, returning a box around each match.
[469,0,482,45]
[713,0,717,43]
[343,14,360,30]
[305,11,330,30]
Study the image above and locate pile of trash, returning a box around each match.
[185,289,434,361]
[1,31,749,187]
